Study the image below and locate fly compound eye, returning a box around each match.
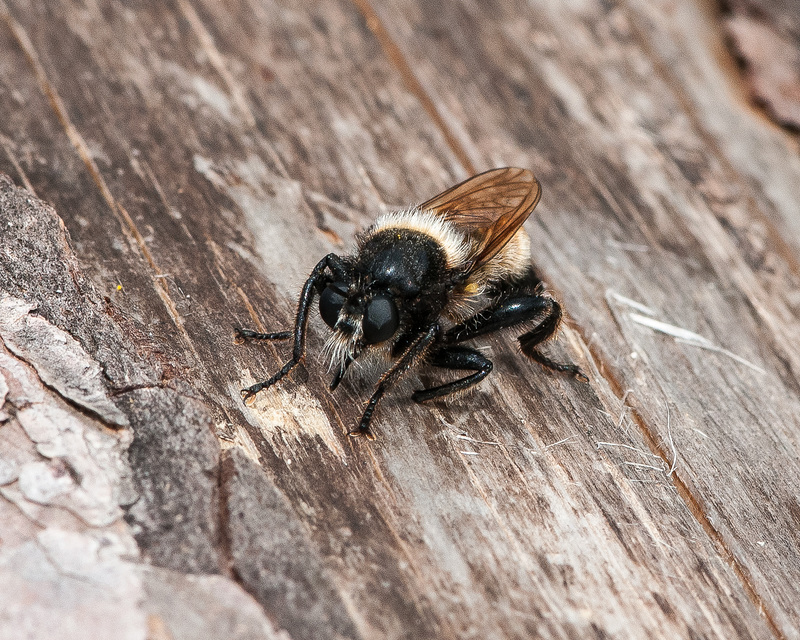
[319,282,347,328]
[362,294,399,344]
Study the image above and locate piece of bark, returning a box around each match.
[222,447,362,640]
[0,175,155,390]
[122,386,223,574]
[0,176,287,640]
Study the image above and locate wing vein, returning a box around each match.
[419,167,541,269]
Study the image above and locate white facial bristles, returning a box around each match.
[369,208,472,269]
[322,326,360,372]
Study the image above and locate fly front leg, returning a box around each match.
[240,253,348,401]
[351,323,440,439]
[234,329,292,342]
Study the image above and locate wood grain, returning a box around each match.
[368,0,800,636]
[1,0,798,638]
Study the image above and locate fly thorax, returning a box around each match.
[358,229,449,295]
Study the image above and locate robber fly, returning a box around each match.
[236,167,587,439]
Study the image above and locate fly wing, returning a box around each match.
[419,167,541,270]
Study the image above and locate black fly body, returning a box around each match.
[236,168,587,439]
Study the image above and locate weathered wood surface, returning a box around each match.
[1,1,799,639]
[722,0,800,130]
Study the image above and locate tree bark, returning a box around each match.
[1,1,799,639]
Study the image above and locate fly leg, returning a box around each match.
[351,323,439,439]
[412,346,493,403]
[234,329,292,341]
[239,253,348,400]
[517,298,587,380]
[446,293,587,382]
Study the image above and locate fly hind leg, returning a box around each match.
[445,291,587,382]
[517,297,588,382]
